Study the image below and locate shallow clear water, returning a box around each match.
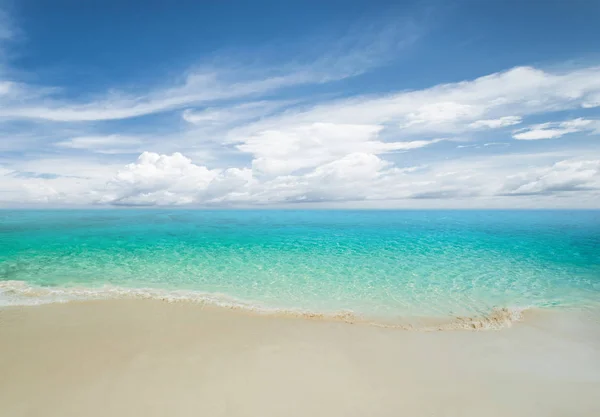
[1,210,599,320]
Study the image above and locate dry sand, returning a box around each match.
[1,300,599,417]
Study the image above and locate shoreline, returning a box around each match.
[0,279,535,331]
[1,299,599,416]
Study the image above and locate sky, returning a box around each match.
[1,0,600,208]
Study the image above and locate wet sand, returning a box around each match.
[1,300,599,417]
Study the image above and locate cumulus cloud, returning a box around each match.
[3,149,599,208]
[58,151,592,207]
[97,152,256,206]
[232,122,442,175]
[513,118,599,140]
[254,153,394,203]
[100,152,219,205]
[91,151,401,206]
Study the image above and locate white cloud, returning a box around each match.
[513,118,599,140]
[246,153,393,203]
[468,116,522,129]
[182,101,291,126]
[2,59,600,130]
[502,159,600,195]
[186,66,596,179]
[582,92,600,108]
[0,71,313,121]
[237,66,600,137]
[232,122,442,175]
[514,128,571,140]
[98,152,248,206]
[86,151,600,206]
[86,151,396,206]
[0,166,103,205]
[2,157,122,180]
[3,150,599,208]
[55,135,143,154]
[402,102,482,127]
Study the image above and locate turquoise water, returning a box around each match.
[1,210,599,321]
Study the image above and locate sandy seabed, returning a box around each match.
[1,300,599,417]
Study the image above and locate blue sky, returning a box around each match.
[1,0,599,207]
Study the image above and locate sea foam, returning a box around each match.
[0,280,527,331]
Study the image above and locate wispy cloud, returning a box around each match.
[0,8,18,77]
[513,118,600,140]
[502,159,600,195]
[55,135,144,154]
[469,116,522,129]
[182,101,294,126]
[0,18,419,123]
[0,70,325,121]
[242,66,600,135]
[214,66,600,158]
[0,9,16,41]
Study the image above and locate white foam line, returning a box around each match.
[0,280,527,331]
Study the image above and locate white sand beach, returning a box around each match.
[1,300,599,417]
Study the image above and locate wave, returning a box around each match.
[0,280,527,331]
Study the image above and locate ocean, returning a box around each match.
[1,210,599,327]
